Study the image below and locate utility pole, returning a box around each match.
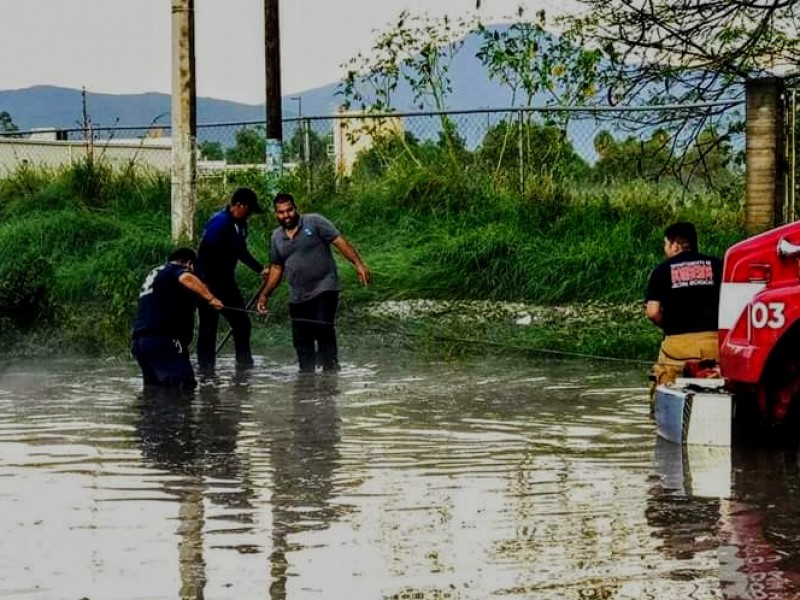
[171,0,197,243]
[264,0,283,180]
[745,77,785,234]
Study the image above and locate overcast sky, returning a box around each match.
[1,0,580,105]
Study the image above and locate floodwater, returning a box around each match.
[1,347,800,600]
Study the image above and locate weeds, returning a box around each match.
[0,156,746,359]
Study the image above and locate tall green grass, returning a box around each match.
[314,167,745,304]
[0,158,747,359]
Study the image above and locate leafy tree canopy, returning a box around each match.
[567,0,800,105]
[226,128,266,165]
[0,111,19,135]
[283,126,333,166]
[480,118,588,180]
[592,125,738,190]
[198,140,224,161]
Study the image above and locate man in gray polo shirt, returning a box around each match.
[256,193,371,372]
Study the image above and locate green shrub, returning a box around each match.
[0,253,54,330]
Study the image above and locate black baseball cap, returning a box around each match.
[231,187,263,214]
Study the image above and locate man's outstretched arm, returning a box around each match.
[256,264,285,314]
[332,236,371,286]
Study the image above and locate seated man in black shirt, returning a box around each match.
[645,222,723,394]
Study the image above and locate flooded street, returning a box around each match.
[2,347,800,599]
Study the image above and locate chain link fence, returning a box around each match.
[0,103,746,197]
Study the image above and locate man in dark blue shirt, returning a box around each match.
[132,247,223,388]
[196,187,268,370]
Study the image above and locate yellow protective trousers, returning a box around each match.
[649,331,719,411]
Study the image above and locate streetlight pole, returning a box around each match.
[291,95,311,195]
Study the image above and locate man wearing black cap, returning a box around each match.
[196,187,268,370]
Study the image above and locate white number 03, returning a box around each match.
[751,301,786,329]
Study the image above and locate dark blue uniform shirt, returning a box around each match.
[197,207,262,284]
[132,262,195,346]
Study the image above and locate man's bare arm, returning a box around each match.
[179,272,223,310]
[332,235,371,286]
[256,264,285,314]
[645,300,662,326]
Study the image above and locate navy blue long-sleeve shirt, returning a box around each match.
[132,262,195,346]
[197,207,263,284]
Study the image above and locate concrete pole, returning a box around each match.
[745,77,786,234]
[171,0,197,243]
[264,0,283,179]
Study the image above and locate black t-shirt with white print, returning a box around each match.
[645,250,723,336]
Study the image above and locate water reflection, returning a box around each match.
[138,388,196,472]
[650,437,800,598]
[721,447,800,599]
[648,438,724,579]
[267,373,342,599]
[10,354,800,598]
[133,369,345,599]
[138,388,207,599]
[136,378,254,599]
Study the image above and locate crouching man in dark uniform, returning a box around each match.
[132,247,224,389]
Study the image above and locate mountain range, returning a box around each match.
[0,26,612,161]
[0,25,527,132]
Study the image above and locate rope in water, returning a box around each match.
[220,306,653,366]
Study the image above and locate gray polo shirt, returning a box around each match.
[269,213,341,303]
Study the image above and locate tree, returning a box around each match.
[679,125,739,188]
[563,0,774,182]
[198,140,224,161]
[474,9,603,176]
[476,8,603,109]
[593,128,674,182]
[339,11,478,169]
[592,125,739,188]
[479,118,587,180]
[340,11,477,113]
[0,111,19,136]
[568,0,800,105]
[226,127,266,165]
[283,125,332,167]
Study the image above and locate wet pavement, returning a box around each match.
[1,348,800,599]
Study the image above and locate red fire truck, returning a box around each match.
[719,220,800,424]
[655,220,800,445]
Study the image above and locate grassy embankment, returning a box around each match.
[0,158,746,364]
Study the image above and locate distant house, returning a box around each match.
[27,128,68,141]
[333,110,404,176]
